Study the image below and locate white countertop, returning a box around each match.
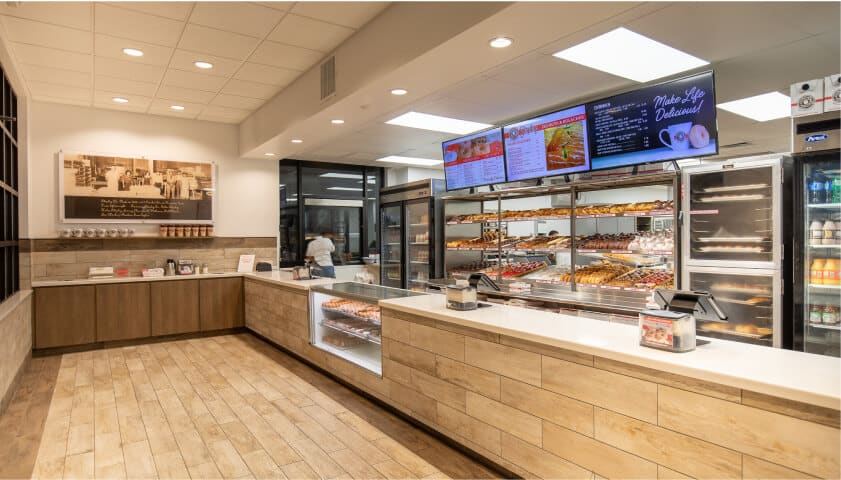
[379,294,841,410]
[32,270,336,291]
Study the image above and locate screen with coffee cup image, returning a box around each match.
[586,71,717,171]
[443,128,506,191]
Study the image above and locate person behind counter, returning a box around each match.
[305,232,336,278]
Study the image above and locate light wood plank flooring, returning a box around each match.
[0,334,506,479]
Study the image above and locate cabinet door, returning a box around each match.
[34,286,95,349]
[96,283,151,341]
[151,280,199,336]
[199,278,243,331]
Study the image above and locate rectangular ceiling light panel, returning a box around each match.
[385,111,492,134]
[717,91,791,122]
[375,155,443,166]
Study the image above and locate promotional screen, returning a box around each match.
[587,71,717,171]
[442,128,506,191]
[503,105,590,182]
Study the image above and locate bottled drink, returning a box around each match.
[823,220,836,245]
[811,258,825,284]
[823,258,840,286]
[809,220,824,245]
[832,175,841,203]
[822,305,838,325]
[809,304,824,324]
[809,175,825,204]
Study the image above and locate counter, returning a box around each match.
[31,270,336,289]
[244,282,840,479]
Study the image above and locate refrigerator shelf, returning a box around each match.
[320,321,382,345]
[809,323,841,331]
[809,244,841,249]
[809,284,841,291]
[409,242,429,246]
[695,194,768,202]
[698,183,770,193]
[807,203,841,209]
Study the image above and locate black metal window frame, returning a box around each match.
[0,67,19,302]
[278,159,382,267]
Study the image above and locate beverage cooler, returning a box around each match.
[682,155,792,347]
[380,180,444,291]
[792,111,841,357]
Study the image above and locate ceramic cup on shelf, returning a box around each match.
[96,228,107,237]
[60,229,72,238]
[119,228,130,237]
[107,228,119,238]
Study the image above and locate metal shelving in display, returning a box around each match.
[441,171,679,312]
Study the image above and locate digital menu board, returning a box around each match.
[587,71,717,171]
[442,128,506,191]
[503,105,590,182]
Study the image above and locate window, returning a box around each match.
[278,160,382,267]
[0,68,18,302]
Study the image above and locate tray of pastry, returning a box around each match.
[706,283,771,295]
[697,322,773,339]
[321,332,368,350]
[696,236,769,243]
[321,298,382,325]
[321,319,381,345]
[714,295,772,306]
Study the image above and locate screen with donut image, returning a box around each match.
[503,104,591,182]
[442,128,506,191]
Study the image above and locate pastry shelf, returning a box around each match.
[320,321,382,345]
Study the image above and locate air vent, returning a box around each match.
[720,141,752,149]
[320,56,336,101]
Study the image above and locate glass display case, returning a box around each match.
[442,171,679,311]
[381,204,403,288]
[682,155,790,348]
[309,283,426,375]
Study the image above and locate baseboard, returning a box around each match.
[0,350,31,416]
[245,328,519,480]
[32,327,248,357]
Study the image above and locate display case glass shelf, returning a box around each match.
[309,283,425,375]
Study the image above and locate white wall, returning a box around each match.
[27,101,278,238]
[386,167,445,186]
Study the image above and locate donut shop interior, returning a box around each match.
[0,1,839,479]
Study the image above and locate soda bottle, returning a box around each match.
[832,175,841,203]
[809,173,825,204]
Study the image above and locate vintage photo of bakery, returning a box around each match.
[0,2,838,480]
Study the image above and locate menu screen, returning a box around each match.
[503,105,590,182]
[587,71,717,171]
[442,128,506,190]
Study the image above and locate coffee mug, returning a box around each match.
[659,122,692,151]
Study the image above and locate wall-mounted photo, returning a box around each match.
[60,152,214,223]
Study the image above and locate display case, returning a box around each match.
[682,154,791,348]
[309,282,426,375]
[442,171,678,311]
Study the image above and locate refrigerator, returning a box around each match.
[792,111,841,357]
[682,154,792,347]
[380,179,445,291]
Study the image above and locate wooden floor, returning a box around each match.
[0,334,506,479]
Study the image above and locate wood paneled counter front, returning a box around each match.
[244,280,841,480]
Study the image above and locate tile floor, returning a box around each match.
[0,334,506,479]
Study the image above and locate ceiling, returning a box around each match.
[0,1,389,123]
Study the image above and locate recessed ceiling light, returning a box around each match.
[320,173,362,179]
[194,61,213,69]
[327,186,363,191]
[552,27,708,82]
[385,111,492,135]
[331,119,345,124]
[122,48,144,57]
[170,105,185,111]
[290,139,303,143]
[264,153,276,156]
[390,88,408,96]
[489,36,513,48]
[375,155,443,167]
[717,91,790,122]
[112,97,128,104]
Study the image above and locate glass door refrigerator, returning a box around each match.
[380,179,444,291]
[792,111,841,357]
[682,154,792,347]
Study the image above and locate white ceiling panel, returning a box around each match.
[28,81,91,101]
[1,16,92,53]
[12,43,92,73]
[21,64,92,89]
[178,24,260,60]
[234,62,299,87]
[95,76,158,97]
[94,34,174,67]
[195,113,240,124]
[105,2,194,21]
[94,90,153,109]
[148,98,202,119]
[156,85,216,104]
[290,2,388,29]
[94,4,185,47]
[162,69,228,93]
[0,2,92,31]
[95,57,164,84]
[248,40,322,71]
[211,94,267,110]
[31,95,92,107]
[168,49,241,78]
[201,105,251,120]
[94,100,148,113]
[268,14,354,52]
[189,2,285,39]
[220,79,279,99]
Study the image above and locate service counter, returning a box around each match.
[243,280,840,480]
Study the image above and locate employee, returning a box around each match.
[306,232,336,278]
